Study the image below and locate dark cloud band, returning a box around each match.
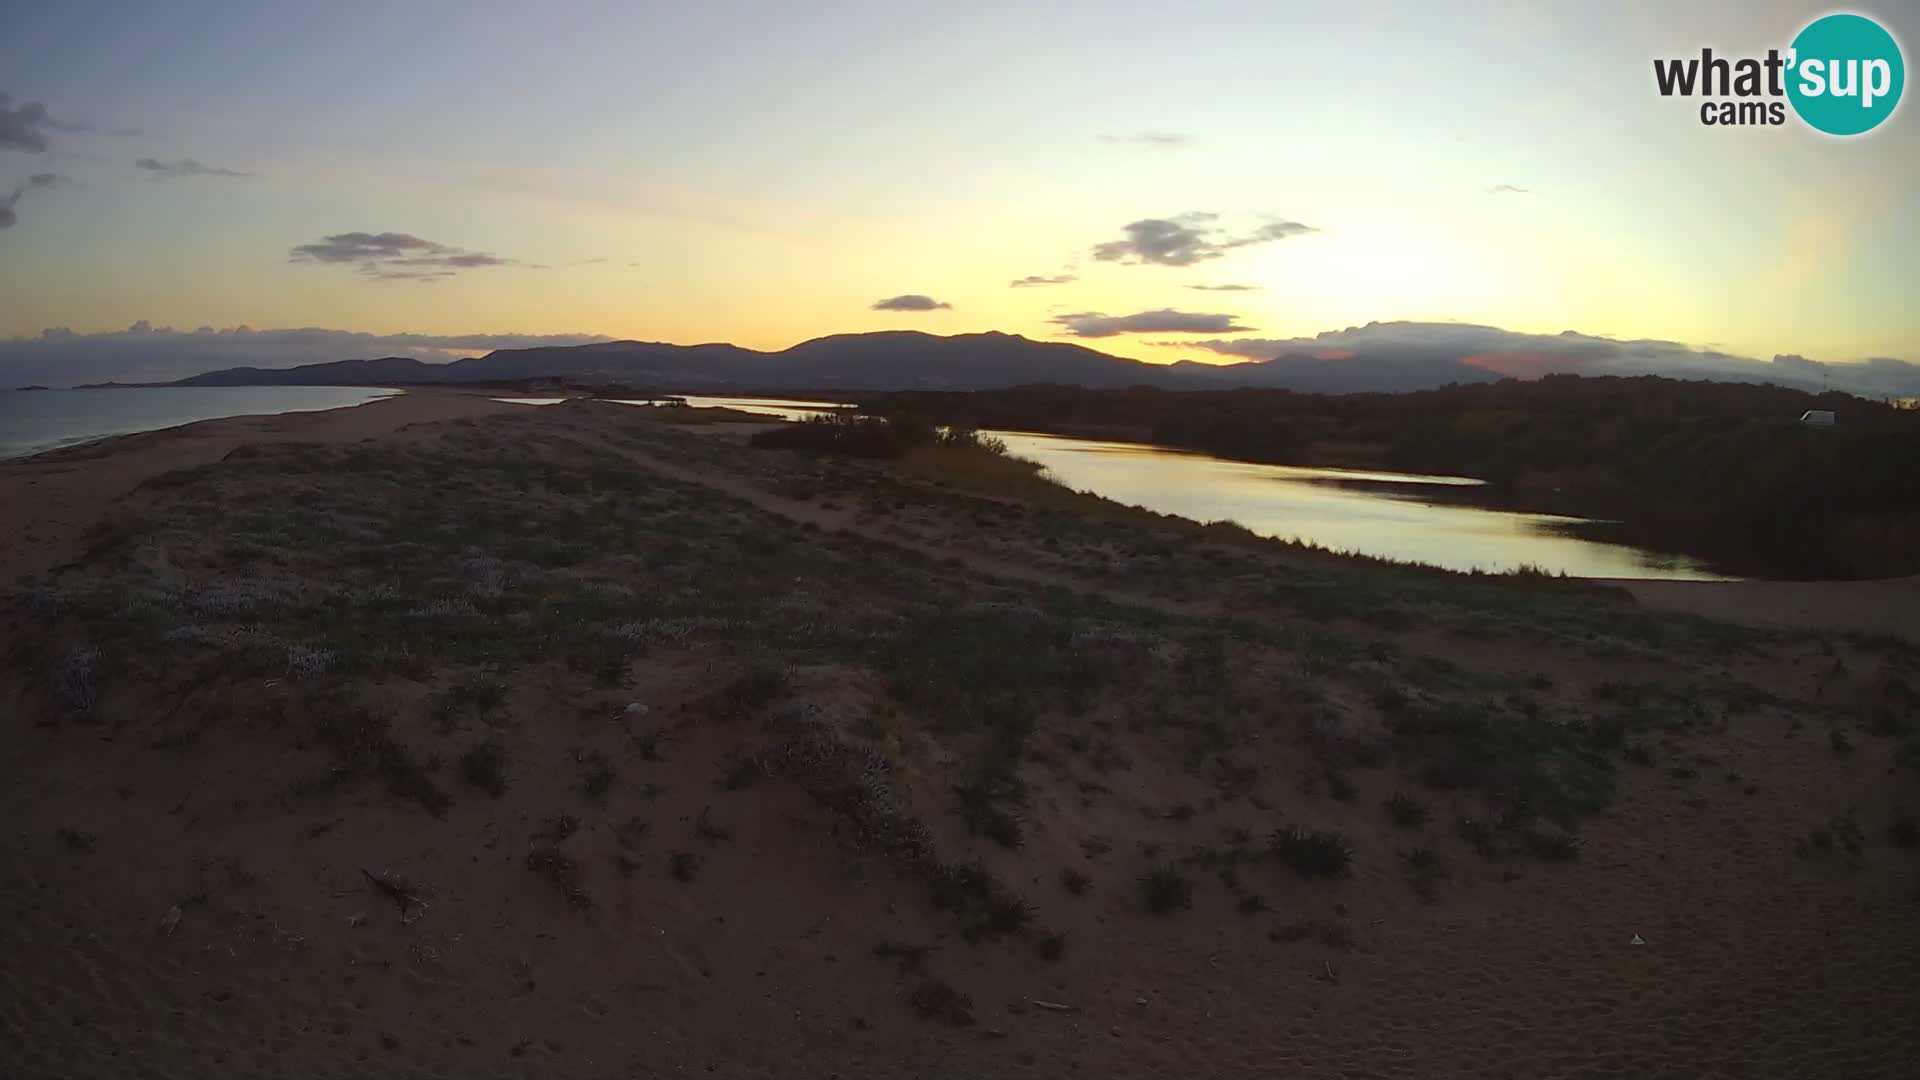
[136,158,252,179]
[1092,213,1314,267]
[871,294,952,311]
[289,232,515,279]
[0,92,55,152]
[1052,309,1254,338]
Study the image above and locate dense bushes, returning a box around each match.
[750,413,1007,460]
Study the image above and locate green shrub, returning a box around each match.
[1525,825,1583,861]
[1139,866,1193,914]
[750,414,925,460]
[978,894,1035,936]
[908,979,975,1026]
[1384,791,1431,827]
[669,850,702,882]
[873,941,930,972]
[1272,918,1354,949]
[1271,826,1354,877]
[580,758,616,805]
[460,742,509,797]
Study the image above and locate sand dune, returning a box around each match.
[2,399,1916,1078]
[0,390,517,582]
[1615,575,1919,642]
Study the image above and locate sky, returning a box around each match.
[2,0,1917,385]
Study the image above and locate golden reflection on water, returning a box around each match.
[648,398,1728,581]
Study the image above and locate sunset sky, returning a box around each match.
[3,0,1916,377]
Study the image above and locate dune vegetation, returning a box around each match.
[2,399,1916,1077]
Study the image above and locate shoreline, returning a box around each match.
[0,389,518,582]
[0,384,426,463]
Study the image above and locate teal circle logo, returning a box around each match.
[1787,13,1905,136]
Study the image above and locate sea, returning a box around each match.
[0,386,401,460]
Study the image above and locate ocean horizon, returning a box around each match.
[0,385,402,461]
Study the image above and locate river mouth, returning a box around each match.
[662,397,1733,582]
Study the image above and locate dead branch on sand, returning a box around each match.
[360,867,429,925]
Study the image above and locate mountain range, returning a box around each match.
[115,326,1916,399]
[154,331,1502,394]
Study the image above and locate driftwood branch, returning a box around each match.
[360,867,428,924]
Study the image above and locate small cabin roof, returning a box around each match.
[1799,409,1836,424]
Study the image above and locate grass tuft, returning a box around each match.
[1271,826,1354,877]
[1384,791,1431,827]
[669,849,702,882]
[1271,918,1355,949]
[975,893,1036,937]
[1138,866,1193,914]
[460,742,509,797]
[908,978,975,1026]
[1525,825,1583,861]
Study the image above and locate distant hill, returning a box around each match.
[172,356,449,387]
[168,332,1230,393]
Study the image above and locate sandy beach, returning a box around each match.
[1613,575,1920,643]
[2,398,1916,1078]
[0,390,519,582]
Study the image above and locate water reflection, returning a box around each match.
[990,432,1730,581]
[596,395,1728,581]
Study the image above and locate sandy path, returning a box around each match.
[1611,575,1919,641]
[0,390,518,582]
[561,416,1220,619]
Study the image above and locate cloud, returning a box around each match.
[1051,309,1255,338]
[1,92,137,151]
[1185,283,1262,292]
[0,92,55,152]
[0,172,71,229]
[871,294,952,311]
[289,231,516,280]
[291,232,450,263]
[1010,274,1077,288]
[366,269,457,282]
[0,324,618,386]
[136,157,253,179]
[1488,184,1530,194]
[1160,320,1920,397]
[49,121,141,136]
[1092,213,1315,266]
[1098,132,1191,147]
